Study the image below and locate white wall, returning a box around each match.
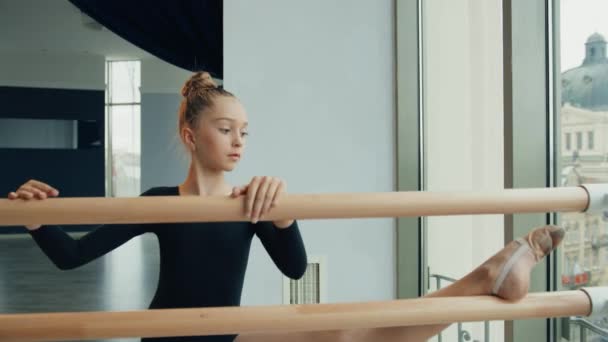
[0,52,104,89]
[424,0,504,341]
[140,58,192,94]
[224,0,396,305]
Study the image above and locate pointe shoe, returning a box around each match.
[491,225,565,299]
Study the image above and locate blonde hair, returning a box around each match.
[178,71,234,140]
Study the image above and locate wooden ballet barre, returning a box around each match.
[1,184,607,226]
[0,289,604,341]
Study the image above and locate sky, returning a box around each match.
[560,0,608,71]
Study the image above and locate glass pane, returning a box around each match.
[422,1,504,341]
[558,0,608,340]
[109,105,141,197]
[108,61,141,104]
[0,118,75,149]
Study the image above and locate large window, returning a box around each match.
[421,1,504,341]
[557,0,608,340]
[105,60,141,197]
[104,60,145,310]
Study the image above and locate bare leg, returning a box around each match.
[236,225,564,342]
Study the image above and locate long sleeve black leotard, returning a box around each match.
[29,186,308,341]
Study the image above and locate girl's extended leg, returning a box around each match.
[236,225,564,342]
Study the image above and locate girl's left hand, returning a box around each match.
[230,176,294,228]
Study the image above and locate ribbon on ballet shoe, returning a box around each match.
[491,238,531,295]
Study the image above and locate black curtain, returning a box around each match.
[68,0,223,78]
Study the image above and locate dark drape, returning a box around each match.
[68,0,223,78]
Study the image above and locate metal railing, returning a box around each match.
[430,274,608,341]
[429,274,490,342]
[569,316,608,341]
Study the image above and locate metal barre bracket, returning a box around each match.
[581,287,608,319]
[581,184,608,214]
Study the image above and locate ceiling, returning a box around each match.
[0,0,152,59]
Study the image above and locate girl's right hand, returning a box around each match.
[7,180,59,231]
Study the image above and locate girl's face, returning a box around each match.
[183,96,249,172]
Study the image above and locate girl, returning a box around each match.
[9,72,564,342]
[9,72,307,342]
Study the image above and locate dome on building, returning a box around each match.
[587,32,606,44]
[562,33,608,110]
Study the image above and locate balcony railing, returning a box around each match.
[429,274,608,341]
[429,273,489,342]
[568,316,608,341]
